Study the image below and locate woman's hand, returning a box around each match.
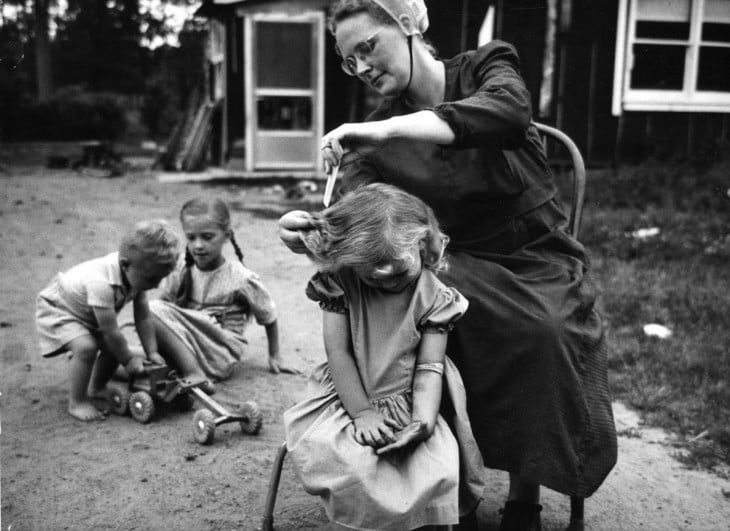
[321,121,391,174]
[352,409,400,448]
[375,420,431,455]
[278,210,314,254]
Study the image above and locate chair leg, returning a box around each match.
[260,441,289,531]
[566,497,585,531]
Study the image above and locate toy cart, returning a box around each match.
[107,363,263,445]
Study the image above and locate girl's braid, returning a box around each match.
[175,248,195,306]
[229,232,245,265]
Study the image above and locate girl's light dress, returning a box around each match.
[283,268,486,531]
[149,259,277,380]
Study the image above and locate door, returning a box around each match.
[244,12,324,171]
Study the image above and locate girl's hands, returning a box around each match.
[375,420,431,455]
[268,353,301,375]
[320,121,391,174]
[278,210,314,254]
[352,409,400,448]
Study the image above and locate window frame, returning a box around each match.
[612,0,730,115]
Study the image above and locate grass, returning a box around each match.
[577,154,730,475]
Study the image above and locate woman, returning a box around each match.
[280,1,617,529]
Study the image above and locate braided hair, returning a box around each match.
[175,198,245,305]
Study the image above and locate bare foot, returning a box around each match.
[68,400,107,421]
[87,388,113,415]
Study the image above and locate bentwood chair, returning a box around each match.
[260,123,588,531]
[533,122,586,240]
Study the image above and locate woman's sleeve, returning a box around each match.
[337,150,382,197]
[432,41,532,150]
[305,272,348,314]
[418,287,469,334]
[238,273,278,325]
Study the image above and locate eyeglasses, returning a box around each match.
[336,28,383,76]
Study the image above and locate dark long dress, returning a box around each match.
[337,40,617,498]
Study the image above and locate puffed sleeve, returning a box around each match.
[305,272,348,314]
[418,286,469,334]
[238,273,278,325]
[432,40,532,150]
[157,261,185,302]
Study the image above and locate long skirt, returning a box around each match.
[441,203,617,498]
[147,300,245,380]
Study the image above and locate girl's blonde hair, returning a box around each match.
[302,183,448,273]
[119,219,179,268]
[176,197,245,305]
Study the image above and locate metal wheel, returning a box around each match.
[193,409,216,445]
[107,384,130,415]
[129,391,155,423]
[238,401,263,435]
[171,393,195,412]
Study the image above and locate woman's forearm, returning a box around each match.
[384,111,455,145]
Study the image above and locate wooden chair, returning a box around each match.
[260,123,589,531]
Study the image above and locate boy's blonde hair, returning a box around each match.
[119,219,180,268]
[302,183,448,273]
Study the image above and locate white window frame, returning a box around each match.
[612,0,730,115]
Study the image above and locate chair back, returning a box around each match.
[533,122,586,239]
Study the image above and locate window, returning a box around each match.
[613,0,730,113]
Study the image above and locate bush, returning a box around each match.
[141,79,182,141]
[585,153,730,213]
[0,86,128,141]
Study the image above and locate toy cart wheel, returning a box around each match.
[129,391,155,423]
[108,384,130,415]
[193,409,216,445]
[172,393,195,412]
[238,401,263,435]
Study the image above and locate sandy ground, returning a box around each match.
[1,167,729,531]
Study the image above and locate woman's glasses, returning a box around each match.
[336,28,383,76]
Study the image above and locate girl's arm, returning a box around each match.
[264,320,300,374]
[323,311,397,448]
[376,331,447,455]
[411,332,447,433]
[92,306,145,376]
[133,292,164,365]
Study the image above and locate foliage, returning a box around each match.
[0,0,206,140]
[0,86,128,141]
[582,156,730,474]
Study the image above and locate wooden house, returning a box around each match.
[196,0,730,171]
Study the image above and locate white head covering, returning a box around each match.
[372,0,429,36]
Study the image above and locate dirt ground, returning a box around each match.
[1,166,729,531]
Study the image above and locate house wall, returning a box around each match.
[496,0,729,166]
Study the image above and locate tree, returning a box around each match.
[34,0,51,100]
